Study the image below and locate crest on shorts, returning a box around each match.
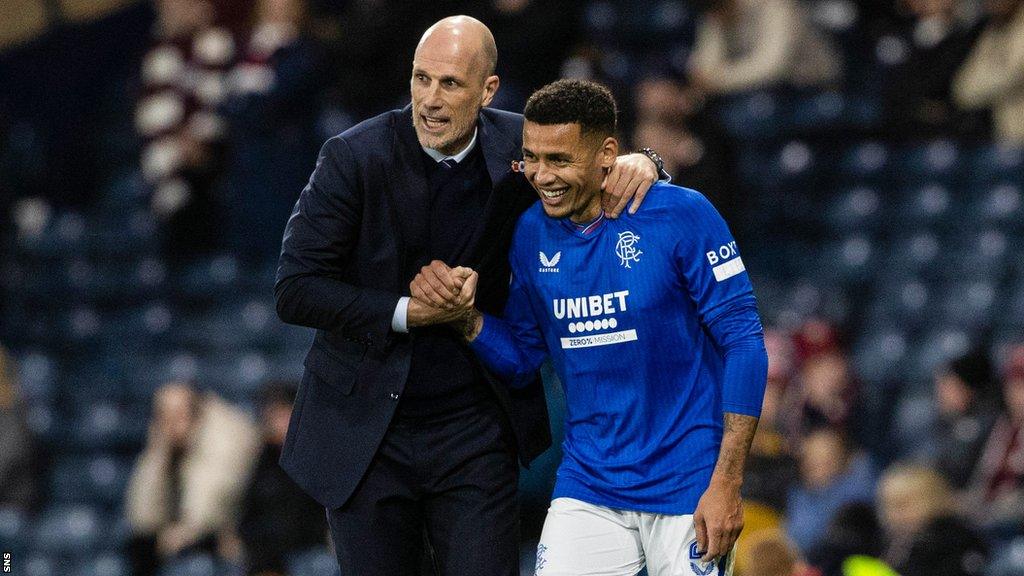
[689,540,715,575]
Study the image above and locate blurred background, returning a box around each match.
[1,0,1023,575]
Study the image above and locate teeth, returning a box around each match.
[423,116,447,128]
[541,189,566,199]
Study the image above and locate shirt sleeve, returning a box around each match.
[469,248,549,389]
[674,192,767,416]
[391,297,410,333]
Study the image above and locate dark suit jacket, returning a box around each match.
[274,105,551,509]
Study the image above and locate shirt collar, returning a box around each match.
[422,128,478,164]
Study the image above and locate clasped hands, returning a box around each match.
[407,260,481,333]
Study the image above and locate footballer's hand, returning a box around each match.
[449,267,478,310]
[410,260,464,309]
[602,152,658,218]
[693,476,743,564]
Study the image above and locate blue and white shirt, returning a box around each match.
[471,183,768,514]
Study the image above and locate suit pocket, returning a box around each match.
[303,342,363,398]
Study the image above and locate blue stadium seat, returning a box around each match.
[866,277,931,329]
[0,507,28,552]
[837,141,893,183]
[31,505,104,556]
[906,326,975,384]
[50,455,131,509]
[157,553,230,576]
[815,235,876,284]
[989,537,1024,576]
[71,553,128,576]
[939,229,1014,281]
[69,403,147,451]
[718,92,783,140]
[16,351,57,406]
[936,280,997,329]
[967,143,1024,186]
[787,91,849,131]
[826,185,885,233]
[287,549,340,576]
[899,140,963,184]
[972,182,1023,230]
[851,325,912,386]
[21,554,60,576]
[893,183,956,228]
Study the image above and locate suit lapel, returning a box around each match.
[466,110,526,267]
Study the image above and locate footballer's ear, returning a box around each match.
[598,136,618,168]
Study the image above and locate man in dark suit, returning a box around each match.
[274,15,662,576]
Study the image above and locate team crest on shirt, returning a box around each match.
[615,230,642,268]
[539,251,561,273]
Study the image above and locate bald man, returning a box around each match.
[275,15,664,575]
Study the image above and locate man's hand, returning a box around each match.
[694,412,758,563]
[410,260,465,310]
[602,152,659,218]
[693,476,743,563]
[408,263,479,327]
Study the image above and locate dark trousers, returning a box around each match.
[327,402,520,576]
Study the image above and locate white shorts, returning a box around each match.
[534,497,735,576]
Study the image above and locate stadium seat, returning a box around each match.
[906,326,975,385]
[815,235,875,284]
[825,185,884,233]
[718,92,783,140]
[899,140,963,184]
[20,554,60,576]
[967,143,1024,186]
[30,505,104,556]
[0,507,28,552]
[50,455,131,510]
[70,553,128,576]
[157,553,229,576]
[936,280,997,329]
[787,91,848,131]
[837,141,892,183]
[67,402,147,451]
[973,182,1023,230]
[851,326,911,386]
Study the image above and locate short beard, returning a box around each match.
[411,112,476,155]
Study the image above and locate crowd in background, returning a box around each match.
[2,1,1024,575]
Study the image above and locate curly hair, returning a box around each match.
[523,79,617,139]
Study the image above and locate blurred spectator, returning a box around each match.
[135,0,239,261]
[785,427,877,553]
[125,381,260,576]
[783,351,859,442]
[628,76,736,216]
[687,0,842,97]
[740,529,807,576]
[963,344,1024,536]
[744,330,799,512]
[930,351,1000,488]
[878,463,988,576]
[236,381,326,576]
[220,0,324,263]
[0,346,35,510]
[883,0,988,139]
[953,0,1024,142]
[807,503,885,576]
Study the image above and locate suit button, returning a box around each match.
[389,392,399,400]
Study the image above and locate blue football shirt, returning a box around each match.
[471,182,766,514]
